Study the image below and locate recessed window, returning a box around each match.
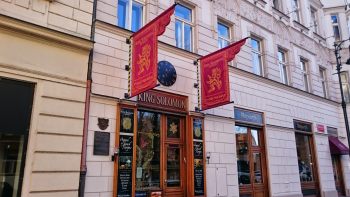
[341,72,350,102]
[319,67,328,98]
[291,0,301,22]
[251,37,263,76]
[331,15,341,41]
[277,49,288,84]
[217,22,230,49]
[117,0,143,32]
[273,0,283,11]
[175,4,193,52]
[300,58,310,92]
[310,8,318,34]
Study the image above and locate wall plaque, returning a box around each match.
[316,124,325,133]
[234,108,263,125]
[327,127,338,137]
[120,108,134,133]
[93,131,110,155]
[138,89,188,113]
[294,120,312,132]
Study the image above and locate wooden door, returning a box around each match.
[295,133,319,196]
[332,155,345,196]
[163,115,186,197]
[236,126,268,197]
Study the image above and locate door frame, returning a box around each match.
[332,155,346,196]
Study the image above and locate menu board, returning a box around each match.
[117,135,133,196]
[120,108,134,133]
[93,131,110,155]
[120,136,133,156]
[194,159,204,196]
[193,142,203,159]
[193,119,203,140]
[193,141,204,195]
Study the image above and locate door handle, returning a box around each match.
[164,179,167,183]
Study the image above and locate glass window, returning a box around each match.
[117,0,143,32]
[251,129,259,146]
[235,126,250,185]
[278,49,288,84]
[310,8,318,33]
[166,144,180,187]
[136,111,161,190]
[253,153,262,183]
[167,116,180,139]
[341,72,350,102]
[331,15,341,41]
[295,133,315,183]
[175,4,193,52]
[300,59,309,92]
[319,67,328,98]
[218,22,230,49]
[292,0,300,22]
[251,38,263,76]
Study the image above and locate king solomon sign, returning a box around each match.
[138,90,188,113]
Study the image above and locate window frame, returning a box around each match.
[217,20,231,49]
[310,7,318,34]
[300,58,310,92]
[331,14,342,41]
[319,66,328,98]
[273,0,283,12]
[341,72,350,103]
[291,0,301,22]
[175,4,194,52]
[251,36,264,76]
[277,48,288,85]
[117,0,145,32]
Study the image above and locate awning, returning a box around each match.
[329,136,349,155]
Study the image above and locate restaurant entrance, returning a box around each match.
[114,90,205,197]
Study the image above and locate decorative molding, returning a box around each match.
[0,14,93,51]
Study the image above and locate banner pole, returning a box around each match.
[125,37,132,99]
[194,60,200,112]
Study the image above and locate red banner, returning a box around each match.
[130,4,176,97]
[200,38,247,110]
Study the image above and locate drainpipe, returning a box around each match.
[79,0,97,196]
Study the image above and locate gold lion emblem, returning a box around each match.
[207,67,222,93]
[137,44,151,75]
[194,127,201,138]
[122,117,132,130]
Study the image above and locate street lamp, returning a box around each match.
[334,39,350,148]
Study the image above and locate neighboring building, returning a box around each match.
[0,0,93,196]
[82,0,350,197]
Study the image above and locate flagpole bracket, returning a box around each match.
[194,83,199,88]
[124,93,130,99]
[193,60,198,65]
[195,107,201,112]
[125,65,130,71]
[126,38,131,44]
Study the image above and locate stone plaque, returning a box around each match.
[93,131,110,156]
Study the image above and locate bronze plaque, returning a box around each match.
[137,90,188,113]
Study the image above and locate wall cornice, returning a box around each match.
[0,14,93,52]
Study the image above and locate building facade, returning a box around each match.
[0,0,93,196]
[82,0,350,197]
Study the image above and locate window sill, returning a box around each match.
[313,32,326,43]
[293,20,309,33]
[253,0,267,7]
[272,7,290,21]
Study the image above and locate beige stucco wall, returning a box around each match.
[0,15,92,196]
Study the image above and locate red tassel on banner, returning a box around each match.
[200,38,248,111]
[130,4,176,97]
